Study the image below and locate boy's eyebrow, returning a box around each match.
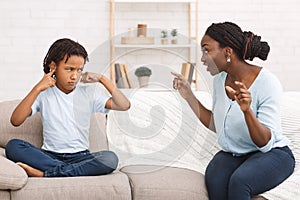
[65,66,84,69]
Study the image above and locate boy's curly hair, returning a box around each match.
[43,38,89,74]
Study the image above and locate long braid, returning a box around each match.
[205,22,270,61]
[43,38,89,74]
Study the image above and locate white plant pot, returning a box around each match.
[138,76,150,87]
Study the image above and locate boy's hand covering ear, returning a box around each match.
[35,68,56,92]
[81,72,102,83]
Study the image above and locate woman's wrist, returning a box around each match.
[242,107,252,114]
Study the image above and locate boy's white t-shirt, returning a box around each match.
[31,83,110,153]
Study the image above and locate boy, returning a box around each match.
[5,38,130,177]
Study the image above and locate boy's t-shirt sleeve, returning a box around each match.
[30,94,41,116]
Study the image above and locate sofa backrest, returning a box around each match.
[0,100,108,152]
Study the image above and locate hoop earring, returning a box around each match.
[226,56,231,63]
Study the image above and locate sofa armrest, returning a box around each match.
[0,154,28,190]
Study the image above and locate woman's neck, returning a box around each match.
[225,62,262,89]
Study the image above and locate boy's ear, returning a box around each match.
[49,61,56,72]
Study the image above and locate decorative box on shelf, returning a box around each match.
[121,37,155,45]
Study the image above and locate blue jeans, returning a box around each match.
[205,146,295,200]
[5,139,119,177]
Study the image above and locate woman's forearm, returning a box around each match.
[243,109,271,147]
[185,95,215,132]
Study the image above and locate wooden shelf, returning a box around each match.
[114,0,196,3]
[114,44,195,48]
[110,0,199,90]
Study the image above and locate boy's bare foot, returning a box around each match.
[17,162,44,177]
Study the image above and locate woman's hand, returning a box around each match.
[80,72,102,83]
[171,72,194,100]
[225,81,252,112]
[171,71,215,131]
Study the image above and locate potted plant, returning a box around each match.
[135,66,152,87]
[171,28,178,44]
[161,30,168,45]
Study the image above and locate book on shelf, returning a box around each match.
[114,63,133,88]
[188,63,195,84]
[115,63,124,88]
[181,62,194,84]
[122,64,134,88]
[181,62,189,79]
[120,64,129,88]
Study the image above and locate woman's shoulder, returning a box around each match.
[253,68,282,101]
[257,68,282,90]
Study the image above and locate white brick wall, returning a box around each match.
[0,0,299,101]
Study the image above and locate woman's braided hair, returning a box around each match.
[43,38,89,74]
[205,22,270,61]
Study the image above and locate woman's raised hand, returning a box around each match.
[171,72,194,100]
[225,81,252,112]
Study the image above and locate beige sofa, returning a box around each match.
[1,99,211,200]
[1,94,298,200]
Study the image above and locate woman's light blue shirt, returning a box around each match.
[212,68,289,155]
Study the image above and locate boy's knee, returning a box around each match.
[93,150,119,174]
[107,151,119,170]
[6,139,22,152]
[5,139,23,159]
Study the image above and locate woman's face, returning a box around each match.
[200,35,227,76]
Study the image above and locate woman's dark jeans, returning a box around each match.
[205,146,295,200]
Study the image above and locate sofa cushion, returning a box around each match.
[0,190,10,200]
[121,165,266,200]
[0,148,28,190]
[0,100,43,148]
[0,147,5,157]
[10,171,131,200]
[121,165,208,200]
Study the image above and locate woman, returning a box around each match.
[172,22,295,199]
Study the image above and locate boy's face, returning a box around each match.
[51,55,85,94]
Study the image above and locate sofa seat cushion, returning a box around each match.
[0,190,10,200]
[0,149,28,190]
[121,165,208,200]
[10,171,131,200]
